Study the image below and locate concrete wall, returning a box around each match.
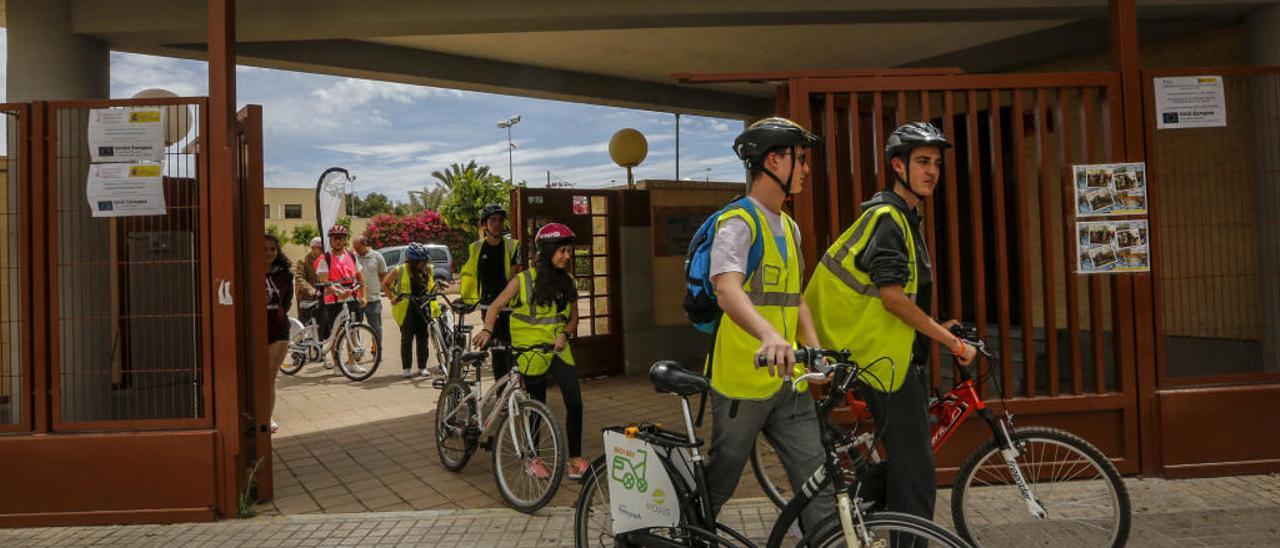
[263,187,370,260]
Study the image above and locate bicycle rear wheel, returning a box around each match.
[336,324,380,381]
[280,346,306,375]
[951,426,1130,548]
[807,511,971,547]
[751,434,791,509]
[492,397,565,513]
[435,379,476,471]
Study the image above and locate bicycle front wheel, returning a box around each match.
[336,324,381,381]
[807,511,971,547]
[951,426,1131,548]
[427,321,451,377]
[492,397,565,513]
[280,346,306,375]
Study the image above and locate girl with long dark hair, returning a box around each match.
[265,233,294,433]
[473,223,589,479]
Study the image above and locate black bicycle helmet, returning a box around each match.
[885,121,951,162]
[732,117,822,194]
[478,203,507,224]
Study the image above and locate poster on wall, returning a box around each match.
[87,107,167,162]
[1154,75,1227,129]
[1077,220,1150,273]
[1073,162,1147,217]
[652,206,719,256]
[85,163,167,217]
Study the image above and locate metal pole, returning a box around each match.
[675,113,681,181]
[507,125,514,183]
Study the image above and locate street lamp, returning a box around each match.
[497,114,522,183]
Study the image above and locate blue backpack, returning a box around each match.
[683,197,765,333]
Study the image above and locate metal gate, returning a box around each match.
[511,187,624,378]
[786,73,1141,477]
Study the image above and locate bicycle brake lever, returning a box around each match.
[791,371,829,392]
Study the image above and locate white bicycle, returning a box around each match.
[281,280,381,382]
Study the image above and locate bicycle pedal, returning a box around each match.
[432,379,447,389]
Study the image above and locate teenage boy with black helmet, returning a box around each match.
[459,203,521,380]
[805,121,978,527]
[705,117,833,533]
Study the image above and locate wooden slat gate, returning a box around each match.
[786,73,1142,478]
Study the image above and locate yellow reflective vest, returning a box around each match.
[459,236,520,306]
[708,204,806,400]
[804,204,918,393]
[388,263,437,326]
[509,268,575,376]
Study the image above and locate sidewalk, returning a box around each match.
[2,474,1278,546]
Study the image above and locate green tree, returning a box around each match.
[431,160,491,191]
[351,192,395,217]
[289,224,319,246]
[266,224,284,240]
[440,164,513,240]
[404,184,448,215]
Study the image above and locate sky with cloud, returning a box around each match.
[0,29,746,201]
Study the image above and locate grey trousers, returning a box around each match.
[706,387,835,535]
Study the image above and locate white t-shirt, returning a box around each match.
[709,197,799,279]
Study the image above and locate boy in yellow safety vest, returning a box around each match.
[459,203,521,380]
[804,121,977,525]
[703,118,832,534]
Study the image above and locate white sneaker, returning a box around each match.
[402,369,414,379]
[323,360,334,370]
[421,367,437,378]
[346,363,368,375]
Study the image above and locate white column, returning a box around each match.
[6,0,109,101]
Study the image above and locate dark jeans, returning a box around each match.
[864,363,936,526]
[488,311,513,381]
[524,356,583,457]
[400,303,430,371]
[319,301,356,343]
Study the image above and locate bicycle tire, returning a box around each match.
[336,324,381,381]
[806,511,972,548]
[751,434,791,509]
[491,397,566,513]
[428,321,451,378]
[280,349,305,375]
[951,426,1130,548]
[435,379,476,471]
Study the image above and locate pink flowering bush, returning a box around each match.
[364,210,449,249]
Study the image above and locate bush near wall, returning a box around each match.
[364,210,448,249]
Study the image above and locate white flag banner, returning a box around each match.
[315,168,353,249]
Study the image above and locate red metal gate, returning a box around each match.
[786,73,1142,478]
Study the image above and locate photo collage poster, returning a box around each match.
[1072,162,1151,274]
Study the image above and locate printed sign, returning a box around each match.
[87,107,167,162]
[86,163,167,217]
[603,430,681,535]
[573,195,590,215]
[1077,220,1150,273]
[1073,162,1147,217]
[1154,76,1227,129]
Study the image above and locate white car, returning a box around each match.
[378,243,454,281]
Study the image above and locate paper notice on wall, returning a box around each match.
[1154,76,1226,129]
[86,163,167,217]
[88,107,166,162]
[1077,220,1150,274]
[1073,162,1147,217]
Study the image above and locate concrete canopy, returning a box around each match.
[6,0,1275,117]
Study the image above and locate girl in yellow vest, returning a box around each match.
[472,223,590,480]
[382,243,437,378]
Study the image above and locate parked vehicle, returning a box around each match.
[379,243,453,280]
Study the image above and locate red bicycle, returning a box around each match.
[751,325,1131,548]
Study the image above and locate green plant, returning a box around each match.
[266,224,284,240]
[237,457,265,518]
[289,224,319,246]
[439,162,513,241]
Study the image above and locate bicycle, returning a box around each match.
[434,344,567,513]
[574,352,972,547]
[280,280,382,382]
[420,284,480,384]
[751,325,1131,548]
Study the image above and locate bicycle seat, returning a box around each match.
[649,361,709,397]
[460,351,488,363]
[451,301,474,313]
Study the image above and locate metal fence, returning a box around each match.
[47,98,211,429]
[795,73,1130,400]
[0,104,29,432]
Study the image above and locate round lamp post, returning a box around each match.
[131,88,193,147]
[609,128,648,189]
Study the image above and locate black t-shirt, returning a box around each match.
[477,240,513,305]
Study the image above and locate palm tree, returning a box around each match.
[430,160,491,191]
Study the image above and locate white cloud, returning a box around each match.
[318,140,443,162]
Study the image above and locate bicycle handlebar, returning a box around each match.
[949,324,993,358]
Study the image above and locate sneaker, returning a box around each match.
[323,360,334,370]
[269,419,279,434]
[345,363,368,375]
[402,369,414,379]
[524,457,551,480]
[567,457,590,480]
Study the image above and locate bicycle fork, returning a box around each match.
[981,408,1047,519]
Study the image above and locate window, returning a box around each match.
[263,204,270,219]
[284,204,303,219]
